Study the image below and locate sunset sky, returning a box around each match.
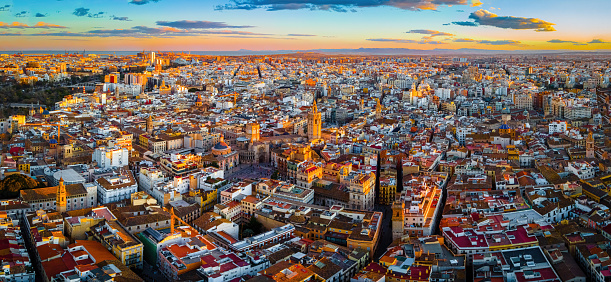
[0,0,610,51]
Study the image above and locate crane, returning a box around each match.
[21,123,66,143]
[163,207,196,234]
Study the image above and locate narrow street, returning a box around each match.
[373,204,393,260]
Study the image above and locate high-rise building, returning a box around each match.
[151,51,155,66]
[307,100,321,141]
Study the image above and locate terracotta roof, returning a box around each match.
[20,184,87,202]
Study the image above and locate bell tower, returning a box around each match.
[146,115,154,135]
[56,177,67,213]
[307,100,322,142]
[391,201,405,241]
[586,131,595,158]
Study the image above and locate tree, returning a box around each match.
[0,174,44,199]
[243,229,254,238]
[270,170,279,180]
[243,216,263,236]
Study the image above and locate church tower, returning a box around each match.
[308,100,322,142]
[586,131,595,158]
[391,201,405,241]
[146,115,153,135]
[56,177,67,213]
[375,98,382,118]
[195,93,203,107]
[245,123,260,143]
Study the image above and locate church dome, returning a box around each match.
[212,136,232,156]
[214,141,229,150]
[499,124,511,130]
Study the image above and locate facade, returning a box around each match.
[342,171,376,211]
[95,167,138,204]
[92,146,129,169]
[91,220,144,269]
[20,182,97,212]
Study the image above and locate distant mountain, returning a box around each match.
[4,48,611,56]
[182,48,611,56]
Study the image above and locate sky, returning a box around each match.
[0,0,610,51]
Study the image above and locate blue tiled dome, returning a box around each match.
[214,141,229,150]
[499,124,511,130]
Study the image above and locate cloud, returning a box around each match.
[589,39,609,44]
[85,25,267,37]
[471,0,482,6]
[453,38,476,42]
[0,21,67,29]
[419,39,445,44]
[0,5,10,12]
[0,25,269,38]
[453,9,555,32]
[452,21,478,26]
[0,22,28,28]
[129,0,160,4]
[367,38,444,44]
[14,11,27,17]
[287,33,316,36]
[367,38,417,43]
[111,16,131,21]
[547,39,587,45]
[452,38,521,45]
[547,39,576,44]
[216,0,475,12]
[407,29,454,37]
[88,12,105,18]
[73,8,105,18]
[478,39,521,45]
[30,22,67,29]
[156,20,253,29]
[0,32,23,36]
[72,8,90,17]
[35,13,46,17]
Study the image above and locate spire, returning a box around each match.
[312,100,318,113]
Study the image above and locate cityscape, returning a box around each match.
[2,1,611,282]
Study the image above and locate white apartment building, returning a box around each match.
[95,167,138,204]
[92,146,129,169]
[150,175,190,205]
[456,127,476,145]
[548,121,568,135]
[566,161,595,180]
[138,167,166,192]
